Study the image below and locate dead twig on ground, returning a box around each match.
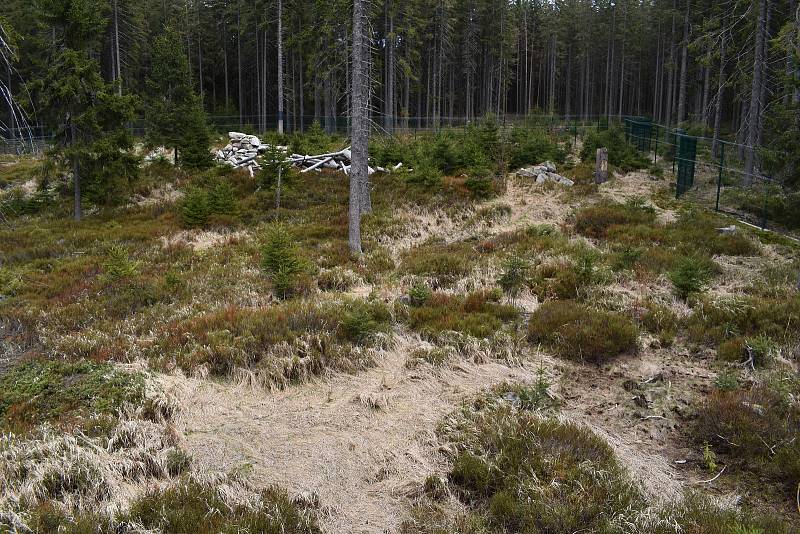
[695,465,726,484]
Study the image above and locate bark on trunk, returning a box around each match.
[676,1,689,125]
[350,0,368,254]
[712,32,726,158]
[385,11,395,132]
[70,120,81,221]
[277,0,284,134]
[237,0,243,127]
[745,0,769,183]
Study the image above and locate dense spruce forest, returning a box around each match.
[2,0,800,184]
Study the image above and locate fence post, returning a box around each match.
[715,142,725,212]
[761,177,769,230]
[653,125,659,165]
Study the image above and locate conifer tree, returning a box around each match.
[146,24,212,170]
[34,0,138,219]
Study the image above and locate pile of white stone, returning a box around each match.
[517,161,574,186]
[215,132,283,176]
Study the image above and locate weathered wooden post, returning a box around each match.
[595,147,609,184]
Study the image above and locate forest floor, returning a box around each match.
[1,141,799,532]
[163,171,735,532]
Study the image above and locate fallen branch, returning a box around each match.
[301,156,334,173]
[695,465,726,484]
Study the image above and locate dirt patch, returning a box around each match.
[160,229,249,251]
[163,335,543,533]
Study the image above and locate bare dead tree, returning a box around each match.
[0,21,32,151]
[349,0,369,255]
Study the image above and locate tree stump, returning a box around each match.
[595,147,609,184]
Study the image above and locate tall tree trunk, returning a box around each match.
[299,51,305,131]
[676,0,690,125]
[745,0,769,183]
[237,0,243,127]
[385,10,395,131]
[70,120,81,221]
[198,2,204,104]
[223,16,230,111]
[113,0,122,95]
[404,64,410,128]
[350,0,369,254]
[712,31,726,158]
[654,34,662,122]
[605,5,615,119]
[665,2,677,127]
[794,0,800,104]
[565,44,572,118]
[701,65,710,127]
[618,31,625,118]
[277,0,284,134]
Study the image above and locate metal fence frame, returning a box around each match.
[623,118,798,239]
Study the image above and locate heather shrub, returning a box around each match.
[404,290,518,340]
[527,301,638,363]
[694,373,800,489]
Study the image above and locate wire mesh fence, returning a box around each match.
[4,113,797,240]
[623,118,799,240]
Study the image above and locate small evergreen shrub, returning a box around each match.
[407,282,433,307]
[208,181,238,216]
[498,256,529,303]
[508,127,564,169]
[181,188,211,228]
[668,256,713,300]
[261,225,305,299]
[579,127,648,172]
[464,174,494,199]
[166,448,192,477]
[406,158,443,188]
[102,244,139,282]
[528,301,638,363]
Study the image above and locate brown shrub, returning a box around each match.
[527,301,638,364]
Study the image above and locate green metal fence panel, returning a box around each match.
[631,120,652,152]
[675,133,698,198]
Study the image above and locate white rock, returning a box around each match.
[536,173,547,184]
